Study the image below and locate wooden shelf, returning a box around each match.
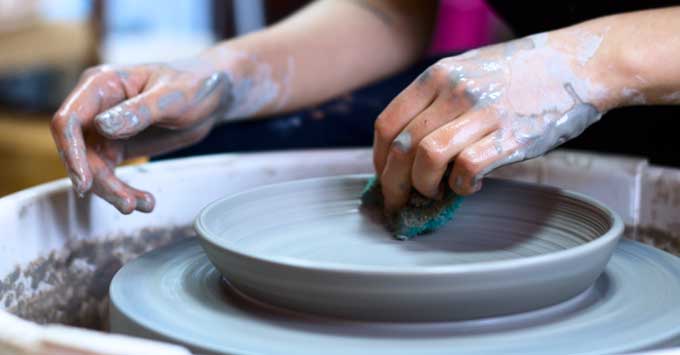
[0,112,64,196]
[0,112,149,197]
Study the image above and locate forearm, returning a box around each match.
[198,0,437,121]
[552,6,680,110]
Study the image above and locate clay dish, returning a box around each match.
[195,175,623,322]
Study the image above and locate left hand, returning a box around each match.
[50,59,240,214]
[373,30,612,212]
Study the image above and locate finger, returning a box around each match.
[412,108,499,198]
[89,151,155,214]
[448,129,522,195]
[93,89,161,139]
[51,112,91,195]
[94,72,228,139]
[122,118,215,159]
[379,94,469,211]
[373,63,451,176]
[52,67,148,194]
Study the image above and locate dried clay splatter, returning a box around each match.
[0,226,196,330]
[210,48,294,121]
[428,29,609,188]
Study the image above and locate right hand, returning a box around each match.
[51,61,233,214]
[372,30,613,212]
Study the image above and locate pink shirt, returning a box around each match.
[429,0,496,55]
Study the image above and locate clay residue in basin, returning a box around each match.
[0,226,196,330]
[626,225,680,257]
[0,223,676,332]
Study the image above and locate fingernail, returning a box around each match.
[69,173,86,197]
[95,110,125,135]
[472,177,483,192]
[97,106,146,138]
[136,194,155,213]
[114,195,136,215]
[392,131,412,153]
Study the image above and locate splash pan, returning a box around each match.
[194,176,623,322]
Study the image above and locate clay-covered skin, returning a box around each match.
[373,28,615,211]
[50,0,437,214]
[51,51,289,214]
[50,3,680,214]
[374,6,680,212]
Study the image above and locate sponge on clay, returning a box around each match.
[360,176,464,240]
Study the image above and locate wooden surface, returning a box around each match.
[0,19,97,196]
[0,112,147,197]
[0,112,65,196]
[0,21,94,73]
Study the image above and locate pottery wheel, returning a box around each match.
[110,238,680,355]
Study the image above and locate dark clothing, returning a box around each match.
[487,1,678,37]
[486,1,680,167]
[163,2,680,168]
[161,61,429,157]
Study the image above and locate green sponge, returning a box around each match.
[360,176,464,240]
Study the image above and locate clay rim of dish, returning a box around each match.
[194,175,624,275]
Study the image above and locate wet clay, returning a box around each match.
[627,225,680,256]
[0,226,196,330]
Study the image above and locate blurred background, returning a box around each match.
[0,0,506,196]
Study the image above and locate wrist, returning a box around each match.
[571,10,680,109]
[195,41,288,121]
[189,43,243,80]
[592,36,649,109]
[547,15,652,112]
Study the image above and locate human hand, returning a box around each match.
[51,59,234,214]
[373,29,615,211]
